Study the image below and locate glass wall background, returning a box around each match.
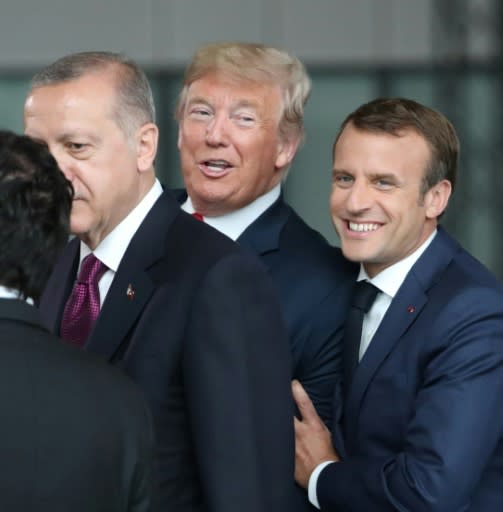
[1,65,502,278]
[157,66,503,278]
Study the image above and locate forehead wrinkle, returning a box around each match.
[187,94,260,111]
[186,95,211,107]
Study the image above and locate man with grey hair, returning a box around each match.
[0,129,153,512]
[25,51,295,512]
[175,41,357,431]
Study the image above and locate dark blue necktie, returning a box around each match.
[343,281,380,386]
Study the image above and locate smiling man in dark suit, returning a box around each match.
[293,98,503,511]
[0,130,153,512]
[175,41,357,431]
[25,51,294,512]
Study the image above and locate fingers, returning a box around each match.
[292,379,321,425]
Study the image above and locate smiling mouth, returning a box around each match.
[348,221,380,232]
[199,159,233,177]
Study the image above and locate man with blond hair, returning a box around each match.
[175,40,356,432]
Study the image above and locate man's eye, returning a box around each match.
[67,142,87,151]
[375,179,394,189]
[333,174,353,186]
[189,108,211,119]
[233,112,256,126]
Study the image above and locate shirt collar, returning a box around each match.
[79,179,163,270]
[182,184,281,241]
[357,229,437,298]
[0,285,34,305]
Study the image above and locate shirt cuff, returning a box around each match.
[308,460,336,509]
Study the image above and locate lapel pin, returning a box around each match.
[126,284,135,300]
[407,305,415,313]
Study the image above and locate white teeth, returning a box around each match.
[205,160,229,170]
[349,222,379,232]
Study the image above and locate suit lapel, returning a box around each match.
[237,197,289,257]
[85,191,180,360]
[344,228,460,436]
[345,278,428,436]
[38,239,79,333]
[173,188,289,259]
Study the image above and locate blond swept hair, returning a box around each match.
[175,42,311,143]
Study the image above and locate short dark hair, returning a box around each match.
[0,130,73,300]
[30,51,155,139]
[333,97,459,196]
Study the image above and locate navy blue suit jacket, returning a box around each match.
[38,190,295,512]
[319,227,503,511]
[236,196,357,423]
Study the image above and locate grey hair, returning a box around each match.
[30,51,156,139]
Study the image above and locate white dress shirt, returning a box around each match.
[0,285,33,304]
[181,184,281,241]
[76,180,163,306]
[308,229,437,509]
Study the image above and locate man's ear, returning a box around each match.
[136,123,159,172]
[425,179,452,219]
[274,135,300,171]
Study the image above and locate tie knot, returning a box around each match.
[352,281,380,313]
[77,254,107,285]
[192,212,204,222]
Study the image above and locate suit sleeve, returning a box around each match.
[126,381,156,512]
[293,288,348,427]
[318,286,503,512]
[183,251,295,512]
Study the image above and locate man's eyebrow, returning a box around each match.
[56,131,101,145]
[367,172,399,181]
[332,167,353,175]
[186,96,211,106]
[232,99,259,109]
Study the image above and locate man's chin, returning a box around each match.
[69,222,90,242]
[340,244,377,266]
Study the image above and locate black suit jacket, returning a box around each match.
[175,191,357,424]
[39,190,294,512]
[175,192,357,512]
[0,298,153,512]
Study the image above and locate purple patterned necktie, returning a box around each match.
[60,253,108,346]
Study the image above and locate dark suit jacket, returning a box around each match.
[39,190,294,512]
[237,197,357,424]
[0,298,153,512]
[175,191,358,424]
[319,227,503,511]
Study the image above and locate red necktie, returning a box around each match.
[60,253,108,346]
[192,212,204,222]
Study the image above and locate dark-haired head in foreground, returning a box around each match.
[0,130,72,301]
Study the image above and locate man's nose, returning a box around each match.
[205,114,229,146]
[346,180,372,212]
